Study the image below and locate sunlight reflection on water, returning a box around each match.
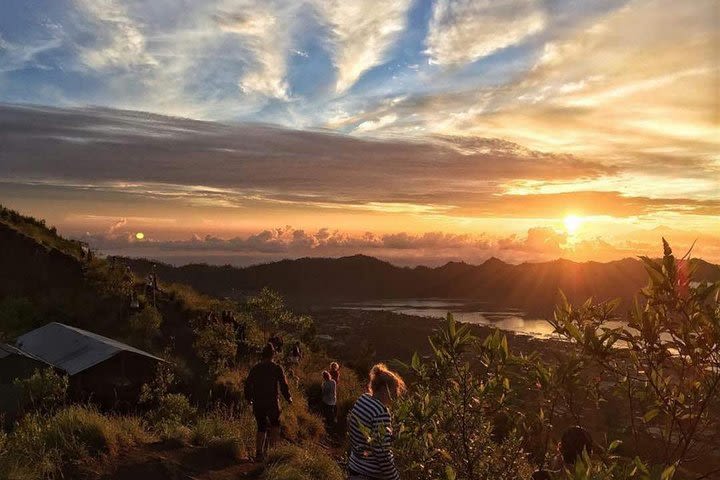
[335,299,557,338]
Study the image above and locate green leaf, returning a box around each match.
[661,464,676,480]
[411,352,421,370]
[444,465,457,480]
[643,408,659,423]
[608,440,622,452]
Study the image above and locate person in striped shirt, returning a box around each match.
[347,363,406,480]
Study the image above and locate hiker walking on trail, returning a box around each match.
[288,341,302,365]
[347,364,406,480]
[244,343,292,461]
[321,370,337,426]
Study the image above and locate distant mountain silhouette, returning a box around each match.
[118,253,720,316]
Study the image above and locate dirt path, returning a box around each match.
[88,443,263,480]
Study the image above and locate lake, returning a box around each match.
[335,299,557,338]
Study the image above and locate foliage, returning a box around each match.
[129,305,163,345]
[395,314,533,480]
[190,406,255,460]
[0,297,41,339]
[13,368,68,413]
[549,239,720,476]
[263,444,345,480]
[245,288,312,340]
[0,406,149,479]
[146,393,196,430]
[191,314,238,376]
[0,205,83,259]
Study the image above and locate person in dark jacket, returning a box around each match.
[244,343,292,460]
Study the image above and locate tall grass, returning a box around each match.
[0,406,150,480]
[263,444,344,480]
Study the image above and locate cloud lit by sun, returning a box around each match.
[564,215,583,235]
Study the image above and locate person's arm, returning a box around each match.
[371,412,400,480]
[278,366,292,404]
[244,368,254,404]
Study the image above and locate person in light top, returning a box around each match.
[347,363,406,480]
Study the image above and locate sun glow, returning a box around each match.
[135,232,145,240]
[564,215,583,235]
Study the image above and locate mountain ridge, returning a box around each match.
[117,252,720,317]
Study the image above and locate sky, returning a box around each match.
[0,0,718,266]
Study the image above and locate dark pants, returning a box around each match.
[322,403,337,425]
[253,403,281,433]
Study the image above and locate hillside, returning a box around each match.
[119,252,720,316]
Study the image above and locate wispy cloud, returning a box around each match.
[75,0,157,70]
[426,0,546,65]
[315,0,412,92]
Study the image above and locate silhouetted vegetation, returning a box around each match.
[1,206,719,479]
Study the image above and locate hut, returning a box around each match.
[0,342,50,384]
[15,322,165,409]
[0,343,52,422]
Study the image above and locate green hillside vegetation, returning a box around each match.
[1,206,719,479]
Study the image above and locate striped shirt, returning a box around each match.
[347,393,400,480]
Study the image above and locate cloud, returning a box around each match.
[213,6,291,99]
[315,0,412,92]
[79,224,720,267]
[0,33,63,73]
[498,227,566,253]
[75,0,157,70]
[426,0,546,65]
[0,104,641,220]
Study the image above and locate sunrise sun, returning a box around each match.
[564,215,583,235]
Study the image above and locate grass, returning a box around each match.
[263,444,344,480]
[0,405,151,480]
[190,407,256,460]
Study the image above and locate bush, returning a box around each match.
[13,368,68,413]
[263,444,344,480]
[549,240,720,477]
[129,305,162,344]
[0,406,149,479]
[192,316,237,376]
[395,315,533,480]
[190,407,255,460]
[147,393,196,429]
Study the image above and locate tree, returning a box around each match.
[192,315,237,377]
[549,239,720,478]
[394,314,533,480]
[245,288,311,340]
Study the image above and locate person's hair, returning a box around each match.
[261,343,275,360]
[322,370,331,381]
[368,363,406,399]
[560,426,593,465]
[330,362,339,371]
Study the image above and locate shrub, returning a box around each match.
[395,315,534,480]
[13,368,68,413]
[0,406,149,479]
[192,316,237,376]
[263,444,344,480]
[549,240,720,476]
[129,305,162,344]
[147,393,196,429]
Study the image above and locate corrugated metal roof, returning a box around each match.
[15,323,164,375]
[0,343,49,364]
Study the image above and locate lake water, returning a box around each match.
[335,299,557,338]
